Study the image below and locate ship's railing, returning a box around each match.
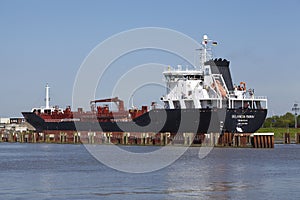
[240,96,267,100]
[163,65,202,73]
[228,97,268,109]
[253,96,267,100]
[228,90,267,100]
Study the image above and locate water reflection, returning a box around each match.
[164,148,270,200]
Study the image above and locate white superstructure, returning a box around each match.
[161,35,267,110]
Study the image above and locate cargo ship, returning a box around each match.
[22,35,267,134]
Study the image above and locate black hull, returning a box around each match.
[22,108,267,134]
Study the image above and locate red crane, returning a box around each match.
[90,97,124,112]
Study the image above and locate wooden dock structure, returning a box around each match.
[218,132,274,148]
[251,133,274,148]
[0,130,275,148]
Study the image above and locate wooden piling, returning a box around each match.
[60,132,66,143]
[261,135,265,148]
[295,133,300,144]
[123,132,128,145]
[33,132,37,143]
[251,133,274,148]
[218,132,234,146]
[284,133,290,144]
[232,134,251,147]
[253,134,257,148]
[73,132,80,144]
[87,132,92,144]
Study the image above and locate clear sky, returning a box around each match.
[1,0,300,117]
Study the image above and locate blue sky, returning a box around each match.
[1,0,300,117]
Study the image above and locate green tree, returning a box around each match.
[263,112,296,128]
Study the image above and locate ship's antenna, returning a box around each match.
[202,34,208,66]
[45,83,50,109]
[199,34,218,69]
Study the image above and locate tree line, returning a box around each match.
[263,112,299,128]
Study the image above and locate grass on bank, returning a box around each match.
[258,127,300,140]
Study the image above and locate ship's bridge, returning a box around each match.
[161,65,228,109]
[163,68,204,98]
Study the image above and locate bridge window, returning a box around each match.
[44,109,51,114]
[164,101,170,109]
[173,101,181,109]
[185,100,195,109]
[255,101,262,109]
[201,100,212,108]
